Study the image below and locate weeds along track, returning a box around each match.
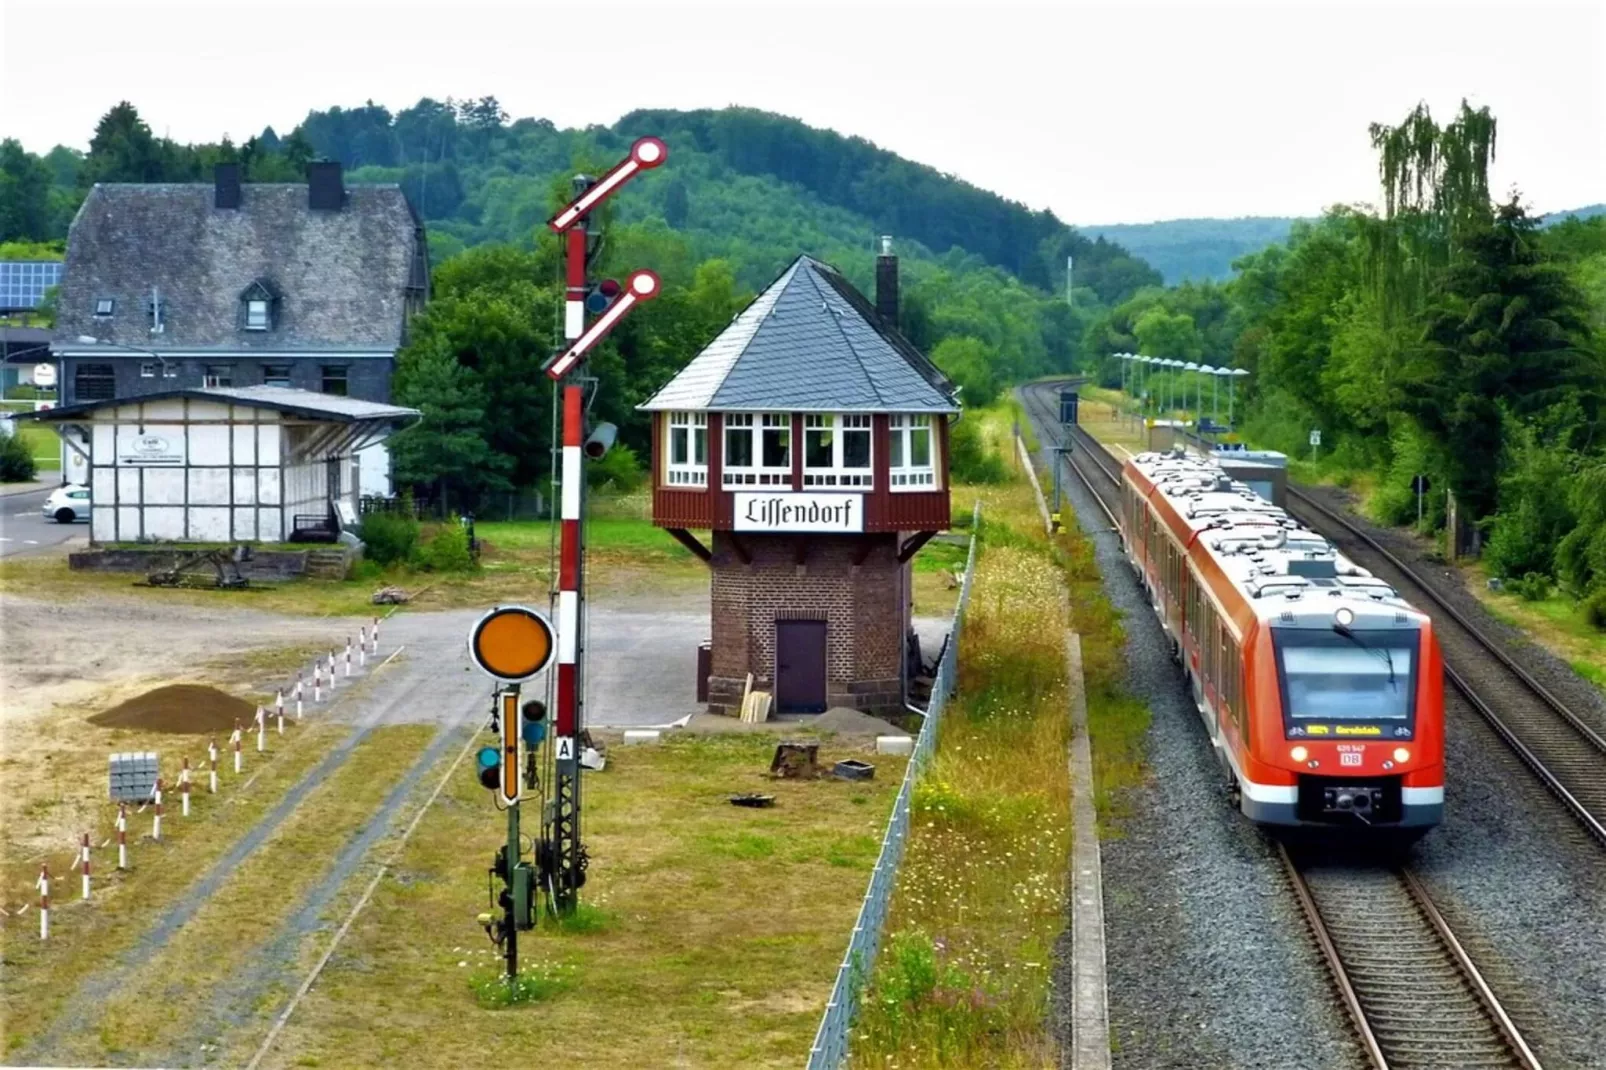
[1021,380,1606,848]
[1280,848,1541,1070]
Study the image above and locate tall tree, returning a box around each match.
[1411,198,1600,517]
[0,140,53,241]
[81,102,166,184]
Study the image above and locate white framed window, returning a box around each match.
[665,411,707,487]
[889,414,938,490]
[721,412,793,487]
[94,297,115,317]
[245,299,270,330]
[203,364,233,388]
[802,413,873,488]
[140,362,157,378]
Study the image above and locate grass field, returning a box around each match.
[258,731,908,1069]
[7,421,59,471]
[1468,569,1606,691]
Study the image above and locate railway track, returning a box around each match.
[1017,382,1551,1069]
[1281,847,1542,1070]
[1021,379,1606,848]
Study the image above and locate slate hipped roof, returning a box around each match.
[54,183,428,352]
[639,256,958,413]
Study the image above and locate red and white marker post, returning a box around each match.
[37,864,49,940]
[313,663,323,704]
[295,673,304,720]
[344,638,352,678]
[232,722,243,774]
[116,803,128,870]
[208,739,218,793]
[372,616,380,648]
[80,833,91,900]
[180,758,192,817]
[151,779,164,841]
[256,707,266,753]
[275,690,285,735]
[357,626,366,667]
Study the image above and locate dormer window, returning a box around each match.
[238,279,279,332]
[94,298,115,317]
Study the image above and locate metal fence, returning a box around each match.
[806,501,982,1069]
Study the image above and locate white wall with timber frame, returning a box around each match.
[75,397,362,544]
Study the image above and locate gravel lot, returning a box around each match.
[1032,424,1361,1070]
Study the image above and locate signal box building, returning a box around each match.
[640,249,959,716]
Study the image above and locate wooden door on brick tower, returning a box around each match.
[775,619,828,714]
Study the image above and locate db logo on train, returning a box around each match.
[1338,745,1365,767]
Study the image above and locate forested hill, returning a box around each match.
[1084,205,1606,285]
[288,102,1160,304]
[1079,217,1304,284]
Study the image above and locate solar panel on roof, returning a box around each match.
[0,261,64,311]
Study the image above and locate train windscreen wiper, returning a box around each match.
[1333,623,1397,689]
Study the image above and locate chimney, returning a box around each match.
[875,235,899,329]
[307,161,345,211]
[214,162,241,209]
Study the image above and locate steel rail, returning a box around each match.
[1276,845,1392,1070]
[1278,843,1543,1070]
[1016,383,1120,530]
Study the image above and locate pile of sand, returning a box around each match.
[89,684,259,735]
[812,707,912,738]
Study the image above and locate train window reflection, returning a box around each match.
[1277,634,1416,721]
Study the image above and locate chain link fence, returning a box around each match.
[806,501,982,1069]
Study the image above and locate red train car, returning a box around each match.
[1119,448,1444,835]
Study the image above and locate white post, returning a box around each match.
[256,707,266,752]
[358,627,367,667]
[344,639,352,678]
[208,740,218,793]
[372,616,380,646]
[117,804,128,870]
[152,779,164,841]
[38,864,49,940]
[328,651,337,690]
[295,673,304,720]
[275,690,284,728]
[180,758,191,817]
[313,664,323,704]
[80,833,91,900]
[232,723,243,774]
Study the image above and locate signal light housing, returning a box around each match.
[477,746,501,791]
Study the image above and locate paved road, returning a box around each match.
[0,484,85,558]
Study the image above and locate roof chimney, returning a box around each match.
[875,235,899,329]
[307,161,344,211]
[214,162,241,209]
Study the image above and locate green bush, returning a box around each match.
[0,430,38,482]
[423,522,475,572]
[1585,589,1606,633]
[359,511,420,566]
[585,442,644,492]
[949,417,1005,484]
[1507,572,1552,602]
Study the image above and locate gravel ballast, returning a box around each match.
[1028,413,1361,1070]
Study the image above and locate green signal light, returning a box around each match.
[477,746,501,770]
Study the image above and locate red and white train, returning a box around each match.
[1119,448,1444,834]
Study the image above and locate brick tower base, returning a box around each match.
[706,531,910,717]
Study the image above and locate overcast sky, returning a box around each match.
[2,0,1601,224]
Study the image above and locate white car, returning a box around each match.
[43,484,91,524]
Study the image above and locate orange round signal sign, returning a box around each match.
[468,606,555,681]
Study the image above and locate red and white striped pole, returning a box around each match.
[80,833,91,900]
[275,690,285,735]
[232,722,243,774]
[327,650,337,690]
[208,740,218,793]
[295,672,304,720]
[372,616,380,648]
[117,803,128,870]
[313,663,323,704]
[256,706,266,752]
[180,758,192,817]
[152,779,164,841]
[38,864,49,940]
[344,638,352,678]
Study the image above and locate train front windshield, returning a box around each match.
[1273,628,1418,732]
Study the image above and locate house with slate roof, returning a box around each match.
[50,163,428,496]
[640,243,960,716]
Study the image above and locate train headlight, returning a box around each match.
[1289,745,1309,763]
[1392,747,1410,763]
[1334,607,1355,629]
